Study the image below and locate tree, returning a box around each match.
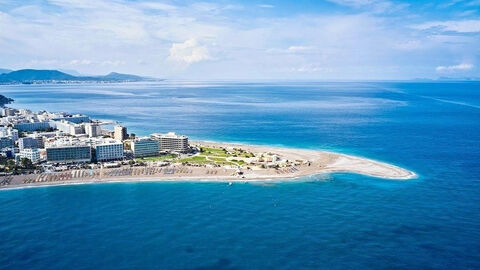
[20,158,34,169]
[6,159,16,172]
[0,156,7,166]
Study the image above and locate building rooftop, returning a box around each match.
[151,132,188,139]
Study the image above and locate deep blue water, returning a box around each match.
[1,81,479,269]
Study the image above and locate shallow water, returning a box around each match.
[1,81,479,269]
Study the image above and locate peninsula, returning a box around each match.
[0,100,416,190]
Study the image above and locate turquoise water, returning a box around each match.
[1,81,479,269]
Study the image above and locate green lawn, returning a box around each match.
[194,146,254,166]
[200,147,230,157]
[179,156,209,164]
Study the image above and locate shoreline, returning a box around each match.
[0,141,416,190]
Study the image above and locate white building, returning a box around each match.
[151,132,189,153]
[114,125,128,141]
[0,127,18,142]
[1,107,17,117]
[54,120,85,135]
[9,128,18,142]
[86,123,102,137]
[18,148,41,164]
[92,139,124,161]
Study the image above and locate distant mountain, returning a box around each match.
[0,95,14,107]
[0,68,12,75]
[0,69,155,84]
[59,69,83,76]
[437,76,480,81]
[98,72,146,81]
[0,69,77,82]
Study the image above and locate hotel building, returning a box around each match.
[92,139,124,162]
[151,132,189,153]
[46,144,91,163]
[18,137,40,150]
[13,121,51,132]
[54,120,85,136]
[131,138,159,157]
[114,125,128,141]
[17,148,41,164]
[0,136,13,149]
[86,122,102,137]
[51,114,89,124]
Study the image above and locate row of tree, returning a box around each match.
[0,156,36,174]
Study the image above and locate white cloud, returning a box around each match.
[266,46,314,54]
[414,20,480,33]
[259,4,274,8]
[168,39,211,65]
[0,0,479,79]
[436,63,474,72]
[288,46,313,52]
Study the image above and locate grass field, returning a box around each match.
[179,156,209,164]
[135,146,253,167]
[200,146,254,158]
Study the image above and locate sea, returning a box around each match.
[0,81,479,269]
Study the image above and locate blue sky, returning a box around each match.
[0,0,479,79]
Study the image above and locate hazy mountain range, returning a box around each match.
[0,69,155,83]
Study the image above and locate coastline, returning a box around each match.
[0,141,416,190]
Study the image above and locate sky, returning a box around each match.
[0,0,479,80]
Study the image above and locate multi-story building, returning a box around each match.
[13,121,51,132]
[9,128,18,142]
[19,109,32,116]
[46,144,91,163]
[27,134,45,149]
[54,120,85,135]
[0,127,8,137]
[51,114,89,124]
[0,127,18,142]
[18,137,39,150]
[151,132,189,153]
[92,139,124,162]
[131,138,159,157]
[114,125,128,141]
[86,123,102,137]
[1,107,17,117]
[17,148,41,164]
[0,136,13,149]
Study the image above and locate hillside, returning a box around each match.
[0,68,12,75]
[0,69,153,83]
[0,95,14,107]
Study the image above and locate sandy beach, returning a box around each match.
[0,141,416,190]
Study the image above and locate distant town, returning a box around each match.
[0,104,195,171]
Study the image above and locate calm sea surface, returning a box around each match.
[1,81,479,269]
